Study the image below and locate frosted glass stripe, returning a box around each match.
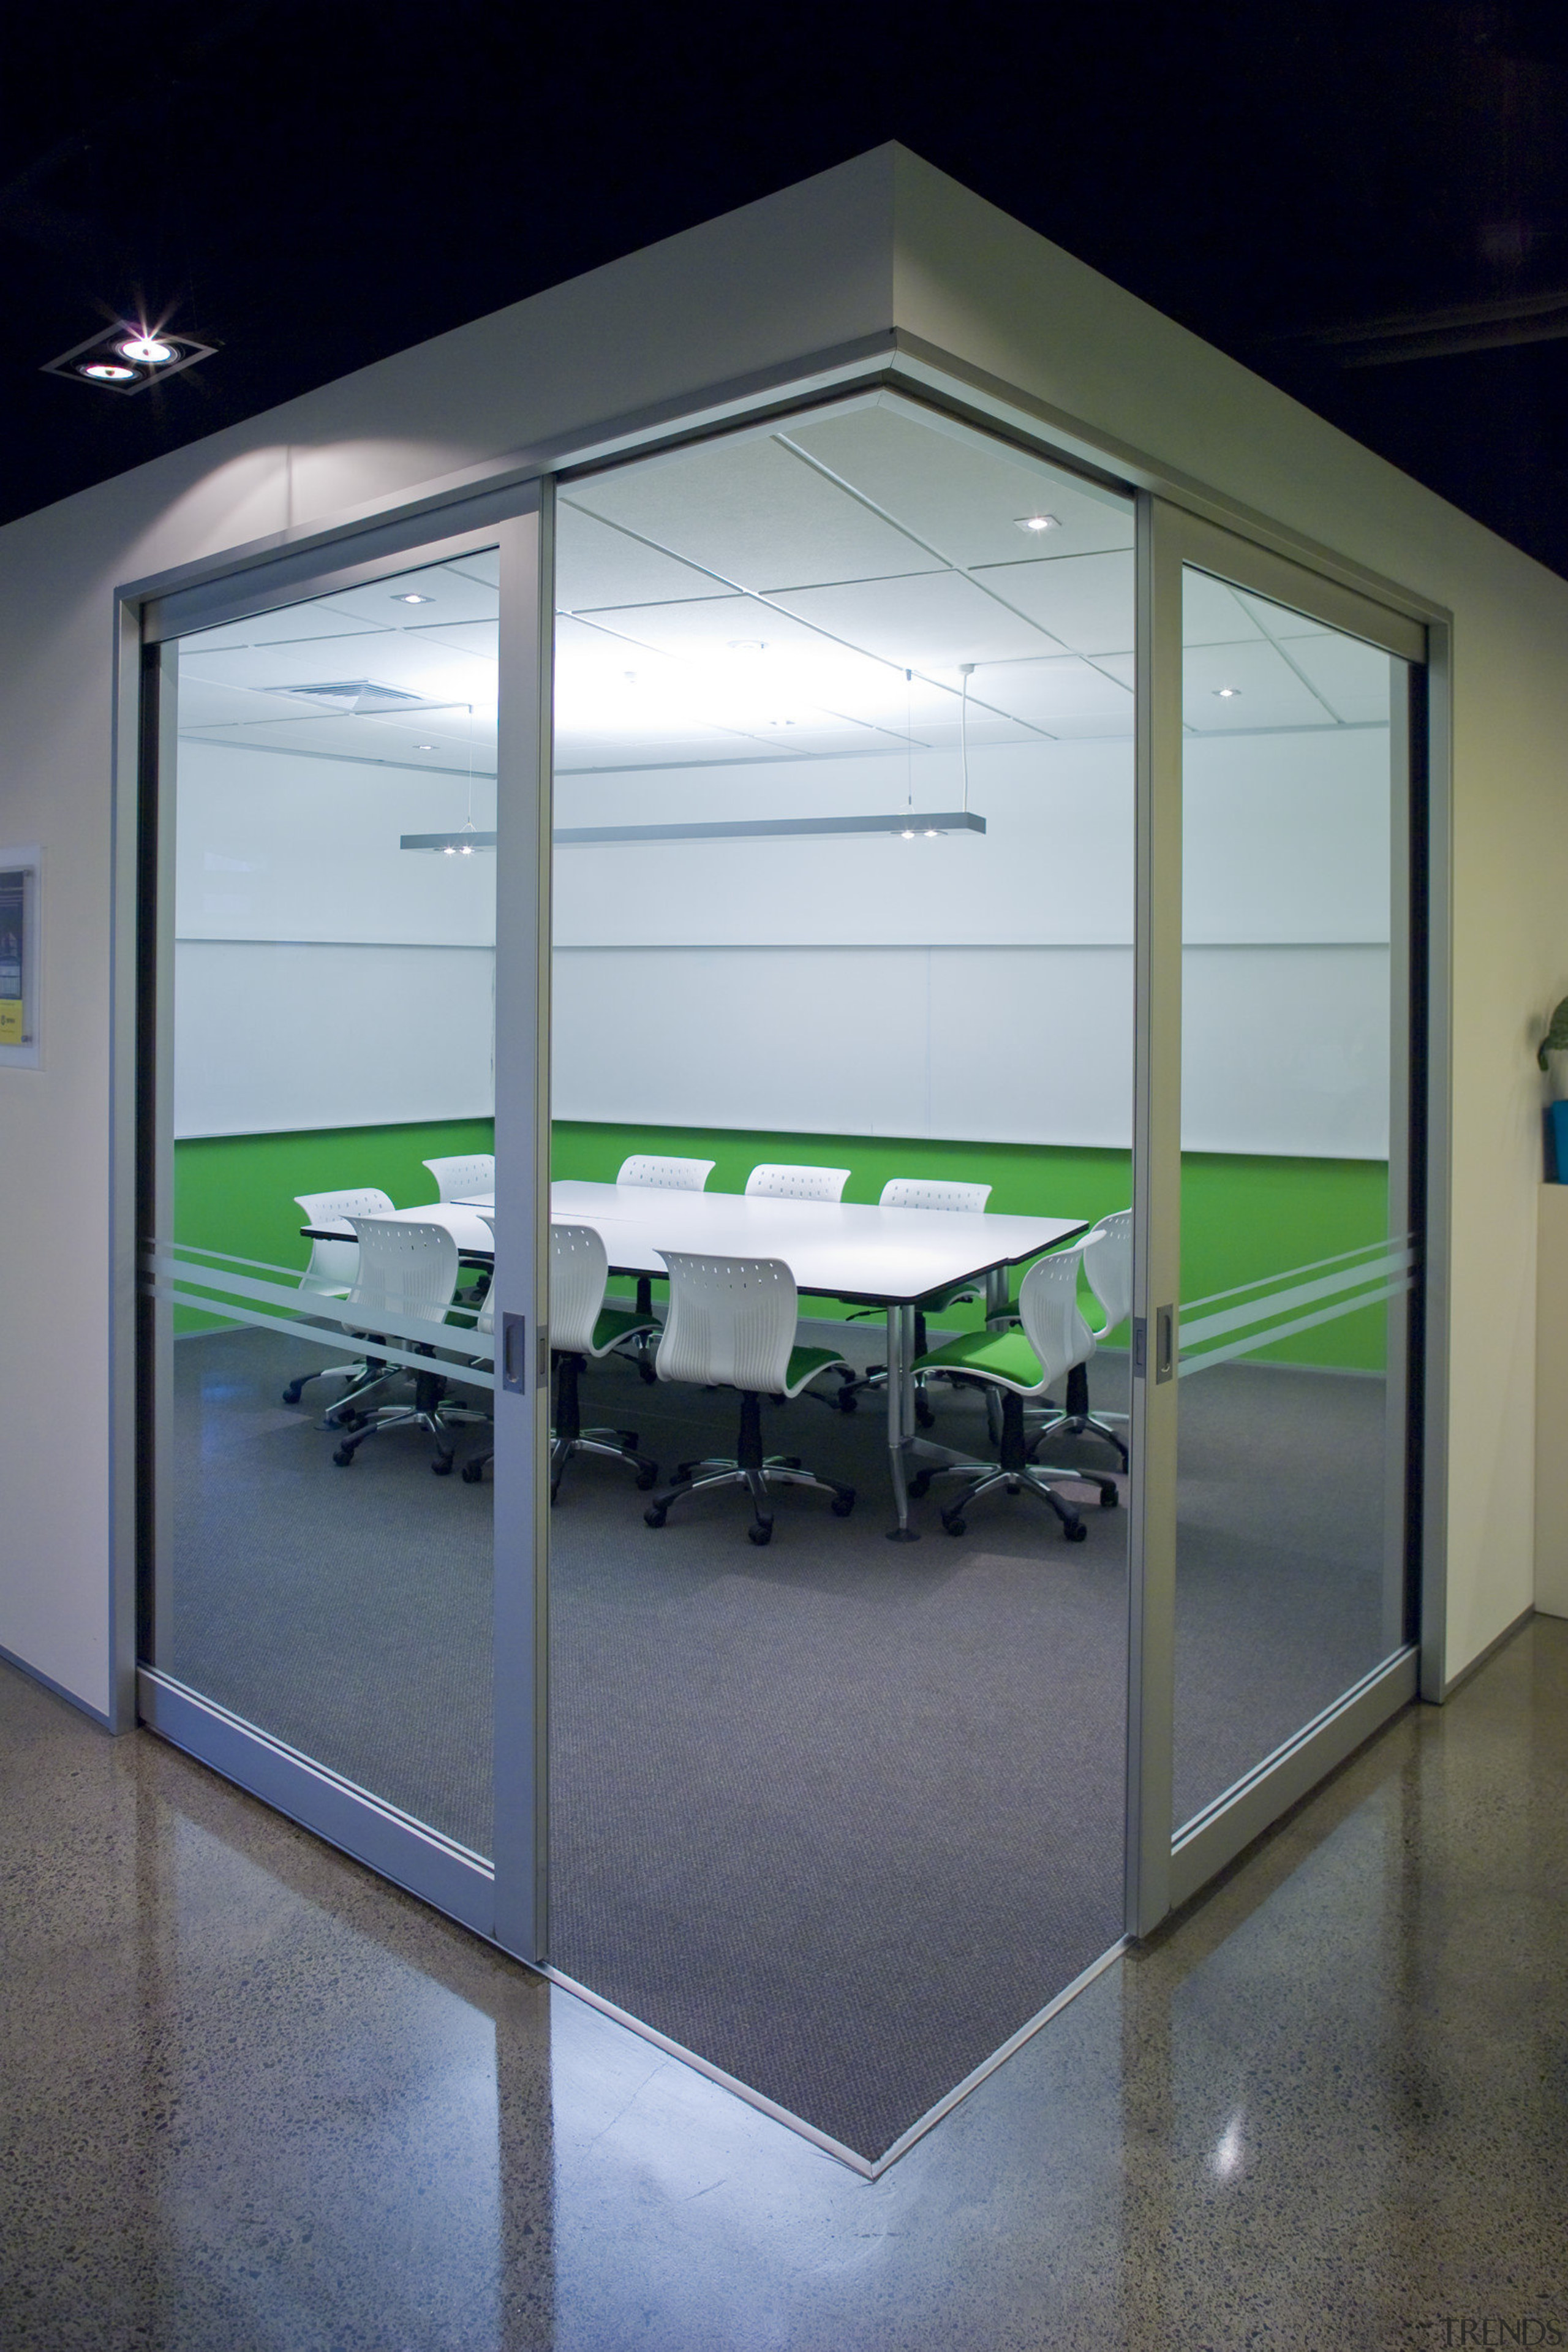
[164,1285,497,1390]
[1180,1247,1412,1347]
[1177,1277,1408,1377]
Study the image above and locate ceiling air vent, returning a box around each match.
[268,680,429,713]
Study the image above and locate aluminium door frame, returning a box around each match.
[1126,496,1447,1934]
[117,489,552,1950]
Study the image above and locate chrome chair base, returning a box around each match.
[908,1390,1089,1540]
[643,1392,855,1545]
[330,1368,488,1475]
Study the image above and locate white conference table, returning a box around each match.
[304,1184,1088,1537]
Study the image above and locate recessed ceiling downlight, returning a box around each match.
[81,362,136,382]
[44,320,218,394]
[118,334,176,366]
[1015,513,1060,534]
[1214,686,1241,700]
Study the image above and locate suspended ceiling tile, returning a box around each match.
[769,569,1059,669]
[1182,571,1268,646]
[1234,586,1336,640]
[975,654,1135,729]
[970,549,1136,656]
[325,561,499,629]
[781,401,1134,569]
[178,610,391,654]
[1183,638,1336,729]
[1278,630,1397,724]
[567,431,932,589]
[556,503,735,609]
[404,619,499,663]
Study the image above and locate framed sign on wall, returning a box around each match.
[0,847,40,1069]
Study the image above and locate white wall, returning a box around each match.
[552,728,1392,1157]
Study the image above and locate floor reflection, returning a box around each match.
[1,1617,1564,2350]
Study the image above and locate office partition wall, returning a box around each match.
[135,501,549,1935]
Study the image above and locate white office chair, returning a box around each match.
[422,1153,496,1203]
[461,1222,660,1494]
[328,1219,489,1474]
[1027,1209,1132,1474]
[616,1154,715,1191]
[836,1176,993,1423]
[643,1252,856,1545]
[608,1153,717,1377]
[282,1187,396,1409]
[908,1247,1107,1539]
[744,1163,851,1202]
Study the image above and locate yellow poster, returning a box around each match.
[0,999,21,1045]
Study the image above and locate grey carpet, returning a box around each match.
[167,1323,1396,2159]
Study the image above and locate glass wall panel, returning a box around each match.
[1173,565,1415,1832]
[148,553,500,1857]
[547,395,1136,2162]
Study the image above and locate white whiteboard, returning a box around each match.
[174,940,495,1138]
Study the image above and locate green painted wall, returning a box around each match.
[174,1115,1390,1371]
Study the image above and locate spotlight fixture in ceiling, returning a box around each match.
[1213,686,1241,700]
[43,320,218,395]
[1015,513,1060,535]
[395,592,433,605]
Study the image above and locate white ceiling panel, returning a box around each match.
[404,619,499,663]
[1234,586,1335,640]
[782,403,1134,570]
[971,550,1135,656]
[1279,631,1396,724]
[1183,638,1338,730]
[567,433,932,590]
[1182,572,1268,646]
[974,655,1134,733]
[325,562,499,630]
[770,569,1060,670]
[556,502,732,610]
[179,608,391,654]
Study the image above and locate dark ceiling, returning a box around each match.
[8,0,1568,574]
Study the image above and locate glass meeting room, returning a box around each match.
[141,385,1421,2169]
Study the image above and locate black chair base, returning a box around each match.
[643,1391,854,1545]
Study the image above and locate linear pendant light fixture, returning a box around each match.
[402,811,985,852]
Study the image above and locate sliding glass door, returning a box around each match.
[135,500,549,1936]
[1129,506,1429,1921]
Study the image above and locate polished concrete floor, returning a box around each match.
[2,1616,1564,2351]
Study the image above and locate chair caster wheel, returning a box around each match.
[461,1461,485,1484]
[941,1512,967,1537]
[432,1456,454,1477]
[830,1490,855,1517]
[1065,1520,1087,1542]
[282,1380,306,1404]
[837,1388,858,1413]
[644,1505,668,1528]
[635,1465,658,1491]
[332,1446,355,1467]
[636,1362,657,1385]
[908,1472,932,1501]
[747,1523,773,1546]
[1099,1483,1119,1509]
[915,1401,935,1431]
